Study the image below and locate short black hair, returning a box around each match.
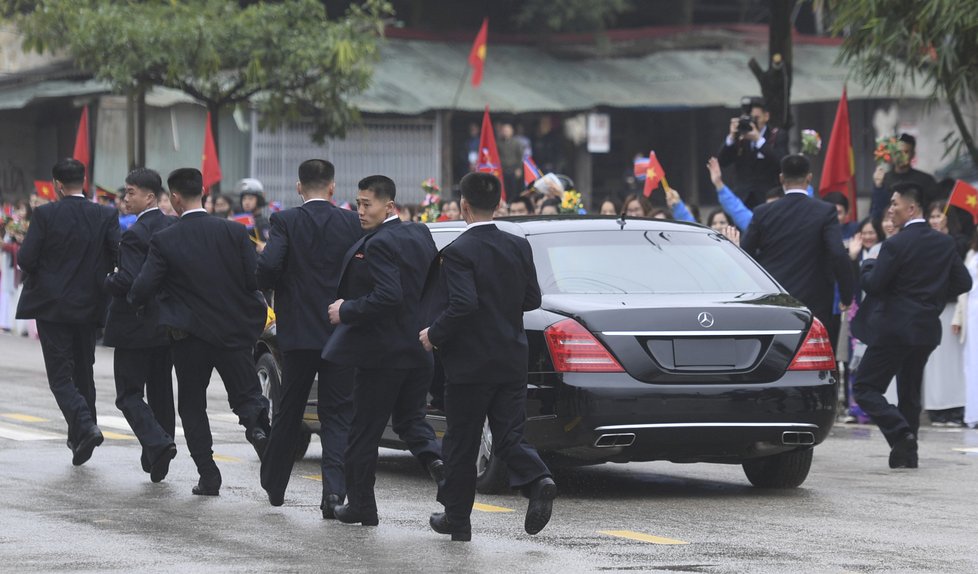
[510,196,534,214]
[899,133,917,149]
[459,172,502,212]
[892,181,923,209]
[52,158,85,186]
[748,97,767,111]
[125,168,164,195]
[765,186,785,201]
[167,168,203,198]
[358,175,396,202]
[299,159,335,187]
[822,190,850,213]
[780,154,810,181]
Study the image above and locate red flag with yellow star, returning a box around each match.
[642,152,665,197]
[468,18,488,87]
[201,111,222,194]
[476,106,506,201]
[949,180,978,224]
[33,180,57,202]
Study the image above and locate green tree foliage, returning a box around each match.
[4,0,392,144]
[514,0,631,33]
[831,0,978,165]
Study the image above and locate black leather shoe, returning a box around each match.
[72,426,104,466]
[426,458,446,484]
[192,471,222,496]
[150,445,177,483]
[524,477,557,535]
[266,489,284,507]
[889,434,919,469]
[247,427,269,462]
[140,452,151,474]
[333,504,378,526]
[429,512,471,541]
[321,494,342,519]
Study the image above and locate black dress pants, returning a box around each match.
[344,365,440,516]
[36,320,98,446]
[439,381,550,525]
[261,350,355,500]
[113,346,175,464]
[854,344,934,446]
[170,336,270,473]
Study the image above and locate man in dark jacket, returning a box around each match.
[852,182,972,469]
[323,175,443,526]
[741,154,855,344]
[103,168,177,482]
[130,168,270,496]
[16,158,119,466]
[717,98,789,209]
[421,172,555,542]
[256,159,362,515]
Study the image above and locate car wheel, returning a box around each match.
[294,429,312,461]
[256,353,281,420]
[742,448,814,488]
[474,419,508,495]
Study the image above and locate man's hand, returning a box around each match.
[328,299,344,325]
[743,122,761,142]
[707,157,724,191]
[419,327,433,352]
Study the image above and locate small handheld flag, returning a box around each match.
[948,180,978,224]
[232,213,256,229]
[33,180,58,202]
[523,154,543,187]
[642,152,666,198]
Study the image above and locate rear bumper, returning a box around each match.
[525,370,838,465]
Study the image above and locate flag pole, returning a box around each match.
[450,65,470,110]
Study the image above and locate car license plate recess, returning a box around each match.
[673,338,737,367]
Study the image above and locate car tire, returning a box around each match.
[256,353,282,420]
[474,419,509,495]
[742,448,814,488]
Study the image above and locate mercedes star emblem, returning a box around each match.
[697,312,715,328]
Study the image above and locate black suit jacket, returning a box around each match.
[322,218,436,369]
[129,211,266,350]
[717,126,788,208]
[741,192,855,323]
[103,209,176,348]
[256,200,362,351]
[851,222,972,347]
[16,196,120,325]
[427,224,542,385]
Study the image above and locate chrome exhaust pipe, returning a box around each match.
[594,433,636,448]
[781,431,815,446]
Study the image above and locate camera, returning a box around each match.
[737,96,757,134]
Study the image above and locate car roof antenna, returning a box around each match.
[617,213,626,230]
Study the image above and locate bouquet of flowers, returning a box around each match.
[4,217,29,242]
[800,129,821,156]
[560,190,584,214]
[419,178,441,223]
[874,136,903,166]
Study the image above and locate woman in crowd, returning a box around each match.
[923,200,967,426]
[952,229,978,429]
[621,193,652,218]
[844,217,885,423]
[1,199,31,336]
[706,209,733,232]
[439,198,461,221]
[213,194,234,219]
[598,196,621,216]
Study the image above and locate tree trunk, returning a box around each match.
[946,91,978,170]
[749,0,795,129]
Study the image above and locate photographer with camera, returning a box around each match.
[718,97,788,209]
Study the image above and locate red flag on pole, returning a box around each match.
[523,154,542,186]
[819,87,857,222]
[72,106,90,195]
[33,180,58,202]
[642,152,665,198]
[476,106,507,201]
[201,112,222,194]
[468,18,488,87]
[949,180,978,224]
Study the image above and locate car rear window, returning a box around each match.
[529,230,777,294]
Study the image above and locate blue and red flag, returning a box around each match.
[523,154,543,187]
[232,213,256,229]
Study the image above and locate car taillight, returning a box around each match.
[544,318,624,373]
[787,318,836,371]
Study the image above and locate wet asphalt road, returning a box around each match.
[1,332,977,573]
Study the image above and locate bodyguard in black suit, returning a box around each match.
[852,183,972,468]
[256,160,362,514]
[322,175,443,526]
[16,158,119,466]
[741,154,855,341]
[130,168,270,496]
[103,168,177,482]
[421,173,555,542]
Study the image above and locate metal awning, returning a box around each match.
[0,78,108,110]
[353,38,931,115]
